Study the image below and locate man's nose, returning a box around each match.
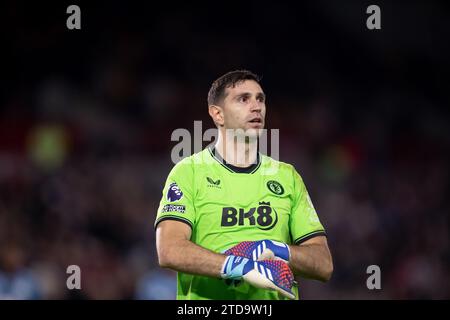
[250,98,262,112]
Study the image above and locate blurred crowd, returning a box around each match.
[1,1,449,299]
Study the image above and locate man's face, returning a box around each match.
[221,80,266,137]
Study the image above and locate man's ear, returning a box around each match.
[208,105,224,127]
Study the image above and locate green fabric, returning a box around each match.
[155,147,325,300]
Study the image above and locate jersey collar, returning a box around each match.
[207,145,261,174]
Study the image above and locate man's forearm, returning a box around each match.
[158,238,227,278]
[288,243,333,282]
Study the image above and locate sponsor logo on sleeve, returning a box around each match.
[306,194,320,223]
[167,182,183,202]
[162,204,186,214]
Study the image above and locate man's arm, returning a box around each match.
[156,220,226,278]
[157,220,297,299]
[288,236,333,282]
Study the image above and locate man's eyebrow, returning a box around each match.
[233,92,266,99]
[233,92,252,99]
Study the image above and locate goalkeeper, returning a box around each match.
[155,70,333,300]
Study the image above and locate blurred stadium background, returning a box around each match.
[1,1,449,299]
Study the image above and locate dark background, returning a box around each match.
[1,0,449,299]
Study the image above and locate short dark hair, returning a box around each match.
[207,70,261,106]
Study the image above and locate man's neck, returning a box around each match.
[214,129,259,168]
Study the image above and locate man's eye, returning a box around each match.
[239,96,248,103]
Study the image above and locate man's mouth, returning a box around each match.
[248,118,262,123]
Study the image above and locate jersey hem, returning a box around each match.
[154,215,194,231]
[294,230,327,245]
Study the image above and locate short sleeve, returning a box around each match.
[289,168,326,244]
[154,158,196,230]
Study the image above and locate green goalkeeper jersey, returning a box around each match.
[154,146,326,300]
